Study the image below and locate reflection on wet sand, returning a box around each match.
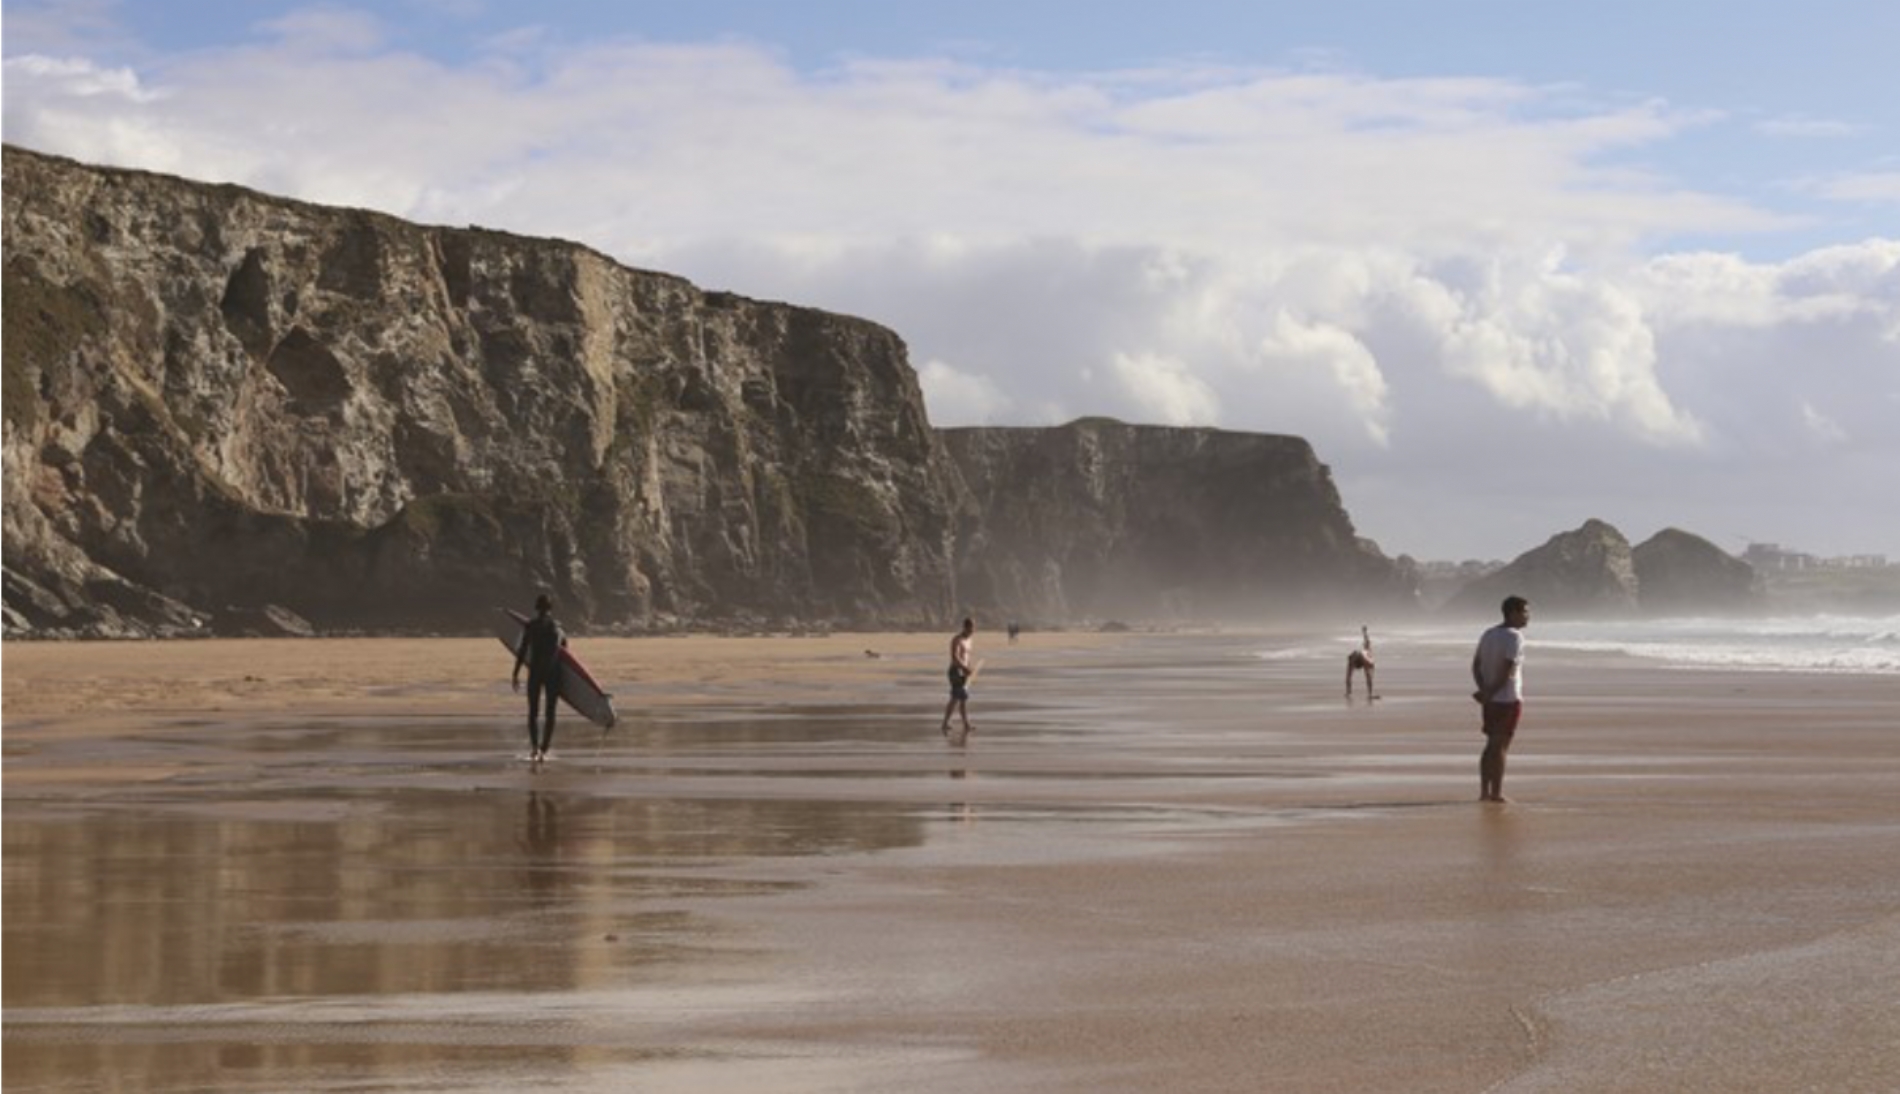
[3,711,931,1092]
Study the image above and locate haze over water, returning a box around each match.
[1306,614,1900,676]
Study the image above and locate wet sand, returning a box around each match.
[4,631,1897,1092]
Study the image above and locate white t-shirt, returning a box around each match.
[1475,624,1526,703]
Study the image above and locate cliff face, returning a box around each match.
[1632,529,1762,614]
[1447,518,1640,617]
[3,146,959,633]
[4,146,1414,637]
[941,420,1414,622]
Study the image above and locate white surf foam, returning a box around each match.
[1534,615,1900,675]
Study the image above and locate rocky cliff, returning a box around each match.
[1446,520,1762,618]
[941,419,1414,622]
[4,146,1413,637]
[1446,518,1641,617]
[1632,528,1762,614]
[4,145,959,634]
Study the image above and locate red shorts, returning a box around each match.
[1481,701,1522,739]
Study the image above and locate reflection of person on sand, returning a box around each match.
[524,791,558,855]
[1345,624,1375,698]
[521,791,561,904]
[511,592,567,764]
[1472,596,1531,803]
[941,617,976,740]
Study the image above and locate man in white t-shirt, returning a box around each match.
[1471,596,1530,802]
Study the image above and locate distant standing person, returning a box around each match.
[1007,620,1021,645]
[1346,624,1375,698]
[942,617,977,739]
[1471,596,1531,802]
[512,592,567,763]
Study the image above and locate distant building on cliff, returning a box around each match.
[1744,543,1890,571]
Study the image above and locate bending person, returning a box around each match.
[1346,624,1375,697]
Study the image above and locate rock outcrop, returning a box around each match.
[941,420,1414,622]
[4,145,960,635]
[1446,518,1640,617]
[1632,528,1761,614]
[1445,520,1765,618]
[3,146,1415,636]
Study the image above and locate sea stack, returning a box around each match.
[1446,518,1640,617]
[1633,528,1762,614]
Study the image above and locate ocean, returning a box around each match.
[1279,613,1900,676]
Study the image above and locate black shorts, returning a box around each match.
[947,666,969,700]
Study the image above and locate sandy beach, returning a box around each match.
[5,629,1897,1092]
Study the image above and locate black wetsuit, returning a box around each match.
[516,614,565,752]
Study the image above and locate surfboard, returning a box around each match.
[497,608,617,729]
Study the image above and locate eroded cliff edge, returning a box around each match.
[3,146,1412,635]
[943,420,1413,623]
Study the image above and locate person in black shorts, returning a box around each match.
[512,592,567,763]
[941,617,976,740]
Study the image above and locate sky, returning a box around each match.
[4,0,1896,561]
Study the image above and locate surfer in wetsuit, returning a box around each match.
[512,593,567,763]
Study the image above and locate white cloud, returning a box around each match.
[1800,401,1847,444]
[1109,352,1219,426]
[1631,242,1900,456]
[1635,240,1900,329]
[917,359,1012,424]
[1802,171,1900,206]
[1,37,1792,254]
[2,54,159,101]
[1389,248,1705,445]
[1256,312,1391,446]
